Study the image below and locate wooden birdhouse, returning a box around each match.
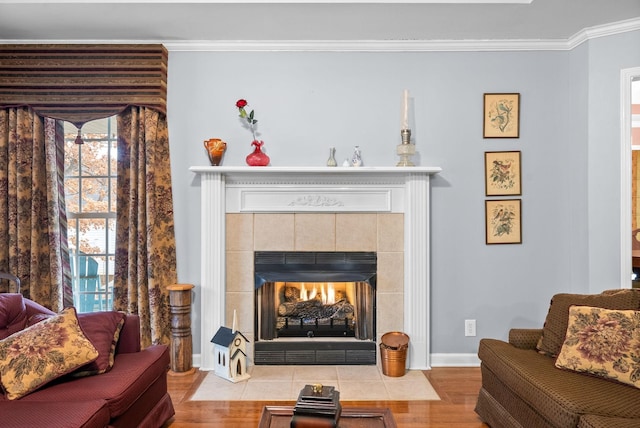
[210,310,250,383]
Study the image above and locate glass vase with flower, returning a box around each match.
[236,99,270,166]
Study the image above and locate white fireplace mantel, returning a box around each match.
[190,166,441,371]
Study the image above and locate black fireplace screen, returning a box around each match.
[254,252,376,341]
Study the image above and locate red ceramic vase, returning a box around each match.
[245,140,270,166]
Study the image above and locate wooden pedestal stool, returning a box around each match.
[167,283,196,375]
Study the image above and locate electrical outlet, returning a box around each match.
[465,319,476,337]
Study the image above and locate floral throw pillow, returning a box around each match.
[537,290,640,357]
[0,307,99,400]
[555,305,640,389]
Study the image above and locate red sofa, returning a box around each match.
[0,293,175,428]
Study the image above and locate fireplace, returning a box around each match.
[253,251,377,364]
[190,166,440,371]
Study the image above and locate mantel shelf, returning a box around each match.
[190,166,442,175]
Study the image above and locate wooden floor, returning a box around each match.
[164,367,489,427]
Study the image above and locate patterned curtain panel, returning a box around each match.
[0,44,173,343]
[0,107,71,310]
[0,44,167,128]
[115,106,177,347]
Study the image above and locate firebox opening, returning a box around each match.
[275,281,356,338]
[258,280,376,340]
[253,251,378,365]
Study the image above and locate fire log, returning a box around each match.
[278,298,354,319]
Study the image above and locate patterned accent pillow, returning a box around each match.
[71,311,127,377]
[0,307,99,400]
[555,305,640,389]
[537,290,640,357]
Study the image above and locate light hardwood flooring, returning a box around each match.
[164,367,489,427]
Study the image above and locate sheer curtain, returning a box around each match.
[0,107,72,310]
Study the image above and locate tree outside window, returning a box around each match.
[64,117,117,312]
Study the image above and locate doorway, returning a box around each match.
[622,67,640,288]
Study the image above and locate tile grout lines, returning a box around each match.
[190,365,440,401]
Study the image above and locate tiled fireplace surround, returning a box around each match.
[191,166,440,372]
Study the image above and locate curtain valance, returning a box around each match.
[0,44,167,127]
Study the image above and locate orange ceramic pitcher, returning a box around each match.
[204,138,227,166]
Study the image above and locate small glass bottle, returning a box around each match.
[326,147,337,167]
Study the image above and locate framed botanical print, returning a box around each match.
[485,151,521,196]
[483,93,520,138]
[485,199,522,244]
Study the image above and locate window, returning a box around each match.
[64,116,117,312]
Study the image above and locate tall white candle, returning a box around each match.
[401,89,409,129]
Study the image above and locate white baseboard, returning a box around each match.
[192,353,480,370]
[430,353,480,367]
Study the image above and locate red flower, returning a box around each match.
[235,99,258,141]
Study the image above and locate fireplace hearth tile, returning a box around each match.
[383,378,437,400]
[191,376,247,401]
[293,365,339,381]
[242,380,294,401]
[337,365,382,381]
[250,365,295,381]
[189,366,440,401]
[339,380,390,400]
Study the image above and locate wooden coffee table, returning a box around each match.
[258,406,397,428]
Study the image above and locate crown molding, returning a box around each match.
[163,17,640,52]
[567,17,640,49]
[0,0,533,2]
[163,38,570,52]
[1,17,638,52]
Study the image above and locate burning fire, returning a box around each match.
[300,282,336,305]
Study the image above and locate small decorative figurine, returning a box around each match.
[351,146,363,167]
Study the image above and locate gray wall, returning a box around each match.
[167,29,640,359]
[586,31,640,293]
